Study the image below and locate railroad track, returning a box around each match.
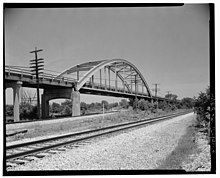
[6,111,191,168]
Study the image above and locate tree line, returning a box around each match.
[5,93,196,121]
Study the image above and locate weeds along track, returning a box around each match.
[6,111,191,168]
[6,110,119,124]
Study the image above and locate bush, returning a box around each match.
[194,86,214,131]
[51,102,62,113]
[61,105,72,115]
[132,98,139,110]
[19,102,38,120]
[181,97,194,109]
[150,102,158,113]
[138,99,149,111]
[6,104,13,116]
[119,99,129,109]
[158,101,168,110]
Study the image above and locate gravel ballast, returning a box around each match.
[8,113,199,171]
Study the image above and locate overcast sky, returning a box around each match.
[5,4,210,104]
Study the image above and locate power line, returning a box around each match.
[30,47,44,119]
[166,91,172,99]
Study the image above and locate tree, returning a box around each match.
[6,104,13,116]
[80,102,88,115]
[61,99,72,109]
[150,102,158,113]
[119,99,129,109]
[181,97,194,109]
[158,101,168,110]
[165,94,178,101]
[132,98,139,110]
[193,85,215,155]
[19,102,38,120]
[101,100,109,110]
[88,102,95,110]
[194,86,214,127]
[138,99,149,111]
[61,105,72,115]
[80,102,88,110]
[51,102,62,113]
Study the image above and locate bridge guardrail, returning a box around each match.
[83,81,150,96]
[5,66,76,84]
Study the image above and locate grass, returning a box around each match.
[6,109,188,143]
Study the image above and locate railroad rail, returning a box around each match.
[6,111,191,168]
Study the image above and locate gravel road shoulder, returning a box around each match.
[8,113,203,171]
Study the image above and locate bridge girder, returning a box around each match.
[54,59,152,98]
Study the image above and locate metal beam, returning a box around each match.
[116,65,128,73]
[108,67,110,89]
[91,75,94,87]
[77,71,79,81]
[124,71,136,79]
[104,67,107,89]
[100,69,102,86]
[115,64,117,91]
[130,66,132,93]
[123,64,125,93]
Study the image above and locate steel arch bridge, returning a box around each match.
[6,59,170,121]
[54,59,153,98]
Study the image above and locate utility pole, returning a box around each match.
[135,74,138,110]
[166,91,172,104]
[166,91,172,99]
[152,83,160,97]
[152,83,160,108]
[30,47,44,119]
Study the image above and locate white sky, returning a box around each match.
[4,4,210,104]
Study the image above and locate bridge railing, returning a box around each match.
[5,65,76,84]
[83,81,150,97]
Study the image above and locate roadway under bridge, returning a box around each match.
[5,59,171,122]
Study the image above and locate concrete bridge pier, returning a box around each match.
[5,81,23,122]
[41,88,80,119]
[71,90,80,116]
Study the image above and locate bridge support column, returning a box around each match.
[71,90,80,116]
[41,94,49,119]
[13,81,22,122]
[5,81,23,122]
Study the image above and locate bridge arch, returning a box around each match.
[55,59,152,98]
